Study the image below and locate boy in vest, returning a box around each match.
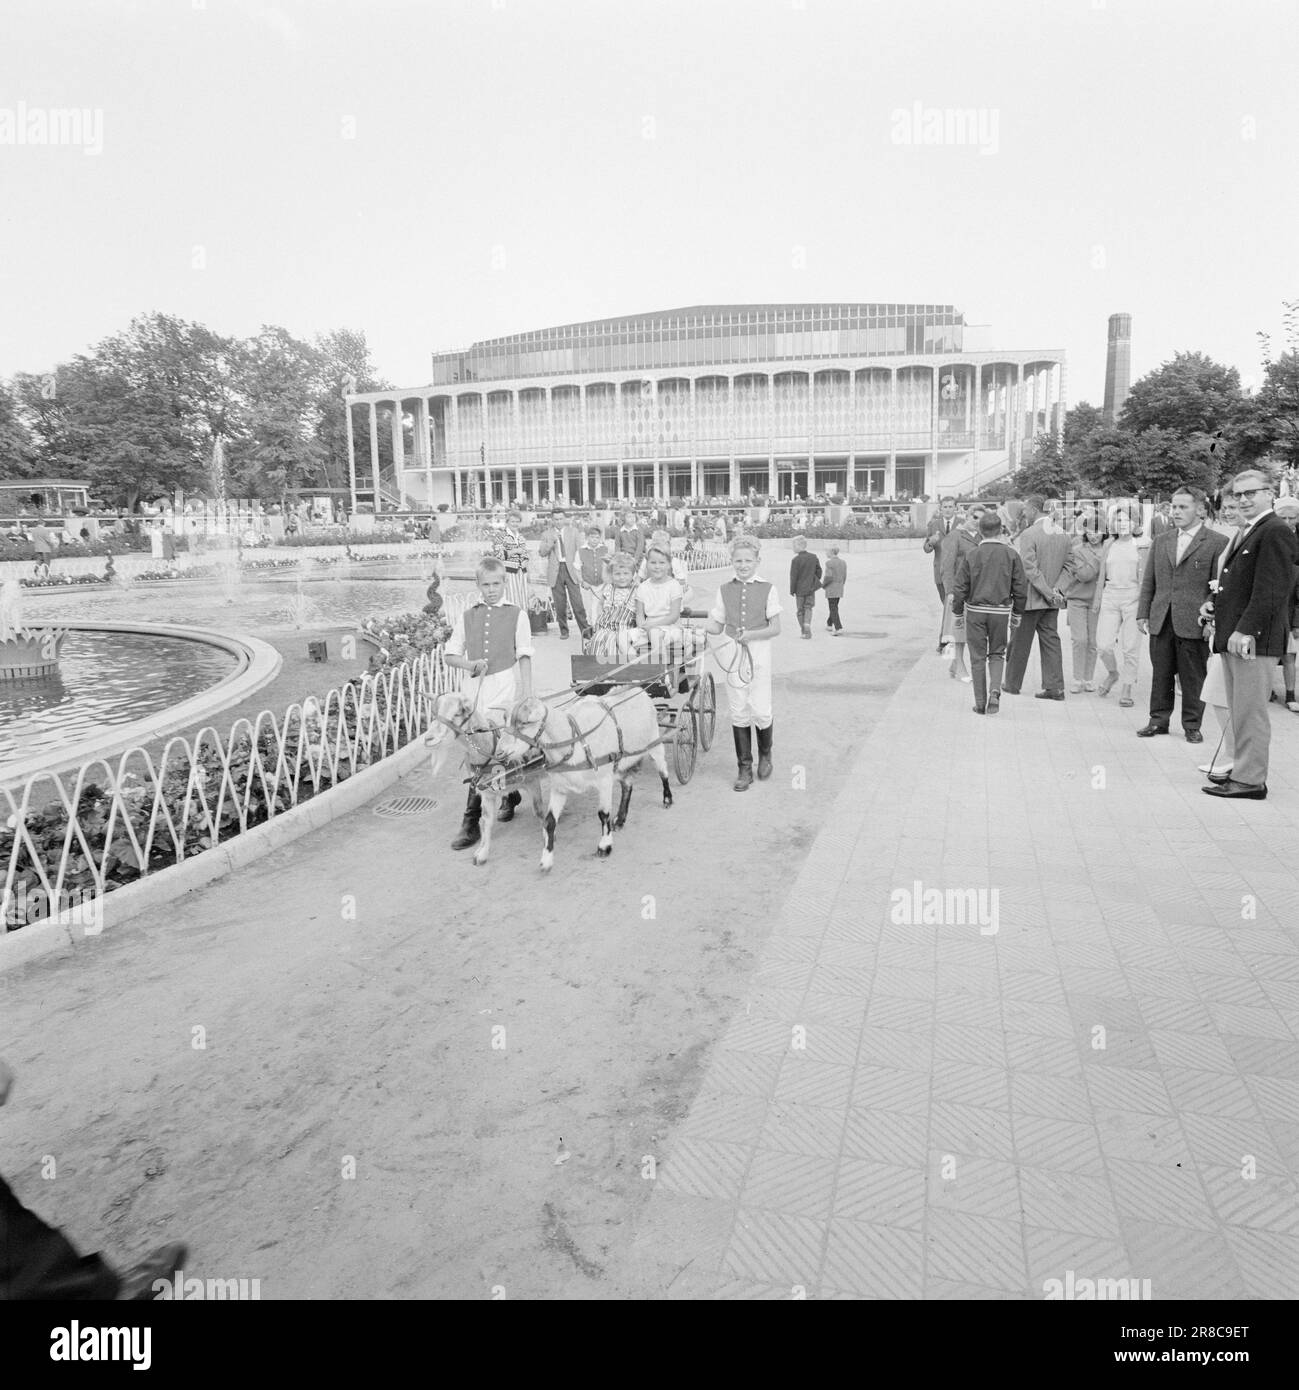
[577,525,609,587]
[442,557,534,849]
[950,511,1028,715]
[706,536,783,791]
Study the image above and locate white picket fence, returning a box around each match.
[1,644,462,936]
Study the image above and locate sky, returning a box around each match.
[1,0,1296,405]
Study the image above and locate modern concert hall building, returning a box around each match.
[344,304,1065,510]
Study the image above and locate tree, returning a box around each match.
[0,379,37,480]
[312,328,391,492]
[1119,352,1243,438]
[1007,431,1080,498]
[227,326,326,501]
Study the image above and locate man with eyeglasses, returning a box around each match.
[1202,465,1299,800]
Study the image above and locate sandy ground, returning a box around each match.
[1,550,936,1299]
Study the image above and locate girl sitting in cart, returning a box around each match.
[585,550,646,663]
[637,544,706,664]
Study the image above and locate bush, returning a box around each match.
[2,534,152,560]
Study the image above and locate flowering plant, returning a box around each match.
[526,594,553,616]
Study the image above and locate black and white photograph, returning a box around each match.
[2,0,1297,1345]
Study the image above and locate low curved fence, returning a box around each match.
[1,645,462,937]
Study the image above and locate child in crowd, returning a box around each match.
[951,511,1028,715]
[1093,502,1148,708]
[637,543,704,663]
[706,536,782,791]
[586,551,644,663]
[577,525,609,589]
[440,556,534,849]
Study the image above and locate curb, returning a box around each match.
[0,736,433,975]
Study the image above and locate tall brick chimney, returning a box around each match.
[1103,313,1132,424]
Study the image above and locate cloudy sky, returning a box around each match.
[1,0,1296,403]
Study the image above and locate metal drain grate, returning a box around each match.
[373,796,441,818]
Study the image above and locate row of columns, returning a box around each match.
[345,361,1062,511]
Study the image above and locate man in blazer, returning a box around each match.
[789,536,823,639]
[537,509,592,640]
[1203,465,1299,800]
[822,546,847,634]
[1136,485,1228,742]
[924,497,958,650]
[1003,496,1077,699]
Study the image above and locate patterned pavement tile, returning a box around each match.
[1108,1160,1217,1230]
[929,1100,1016,1161]
[1200,1163,1299,1235]
[1126,970,1201,1002]
[1011,1113,1106,1175]
[758,1102,847,1159]
[999,970,1068,1004]
[774,1056,855,1109]
[1121,1222,1249,1298]
[1221,1228,1299,1299]
[1064,992,1144,1031]
[795,1021,863,1067]
[1004,1032,1083,1076]
[1023,1227,1134,1291]
[1082,1067,1173,1115]
[1163,1068,1263,1121]
[1016,1165,1121,1238]
[1011,1071,1092,1123]
[628,1190,735,1269]
[657,1137,752,1201]
[743,986,807,1024]
[833,1158,927,1229]
[1180,1112,1284,1170]
[1221,1035,1299,1076]
[924,1211,1030,1293]
[722,1208,826,1287]
[721,1016,796,1055]
[706,1049,783,1099]
[817,940,878,970]
[933,994,1005,1030]
[1193,974,1272,1008]
[871,966,937,1002]
[808,964,875,997]
[799,992,871,1029]
[679,1092,770,1147]
[1247,1076,1299,1123]
[851,1066,931,1115]
[864,995,932,1032]
[711,1278,805,1300]
[857,1025,934,1072]
[930,1060,1011,1110]
[1002,1000,1075,1037]
[1208,1002,1293,1039]
[842,1108,928,1166]
[927,1153,1021,1220]
[932,1023,1006,1065]
[927,1278,1031,1299]
[740,1148,838,1220]
[1095,1110,1192,1166]
[822,1217,924,1298]
[1148,1028,1238,1072]
[753,959,819,993]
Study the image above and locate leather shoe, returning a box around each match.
[1136,723,1169,737]
[1205,771,1231,784]
[1001,687,1020,696]
[1184,729,1204,744]
[1202,779,1267,800]
[1034,691,1065,701]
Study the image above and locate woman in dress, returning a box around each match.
[1092,502,1148,708]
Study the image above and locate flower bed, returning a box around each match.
[18,573,111,588]
[357,612,451,676]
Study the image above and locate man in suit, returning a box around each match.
[822,546,847,634]
[1003,496,1076,699]
[1203,465,1299,800]
[923,496,958,652]
[789,536,822,639]
[537,509,592,641]
[1136,485,1227,742]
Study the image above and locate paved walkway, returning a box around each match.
[622,635,1299,1299]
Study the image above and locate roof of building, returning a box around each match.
[0,478,91,488]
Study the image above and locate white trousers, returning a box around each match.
[715,636,773,728]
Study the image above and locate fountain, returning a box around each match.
[0,579,69,680]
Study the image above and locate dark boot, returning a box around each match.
[732,726,754,792]
[450,790,482,849]
[496,789,522,823]
[755,724,773,780]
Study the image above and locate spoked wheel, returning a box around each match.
[672,708,697,784]
[696,672,717,751]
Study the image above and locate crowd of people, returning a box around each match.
[928,463,1299,800]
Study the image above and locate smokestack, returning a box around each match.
[1103,313,1132,424]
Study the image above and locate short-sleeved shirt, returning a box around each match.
[636,577,683,621]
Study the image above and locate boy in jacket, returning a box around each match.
[952,511,1029,715]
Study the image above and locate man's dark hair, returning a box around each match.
[1172,485,1207,506]
[979,512,1002,537]
[1024,494,1046,514]
[940,495,956,504]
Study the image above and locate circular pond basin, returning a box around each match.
[0,630,240,764]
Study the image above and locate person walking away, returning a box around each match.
[951,511,1028,715]
[1093,503,1148,708]
[1065,507,1104,691]
[940,504,984,681]
[440,557,535,843]
[789,535,822,639]
[1135,485,1227,743]
[30,520,54,579]
[706,536,782,791]
[1003,496,1075,699]
[923,497,958,652]
[822,547,847,634]
[1203,465,1299,800]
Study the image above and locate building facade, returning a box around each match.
[344,305,1065,510]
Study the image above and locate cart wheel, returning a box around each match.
[696,672,717,751]
[672,710,697,784]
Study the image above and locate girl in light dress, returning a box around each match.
[636,544,705,663]
[1093,502,1149,708]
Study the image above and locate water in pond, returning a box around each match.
[1,630,239,764]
